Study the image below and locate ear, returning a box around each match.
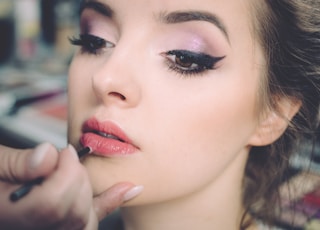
[248,97,301,146]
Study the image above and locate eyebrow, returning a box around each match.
[79,0,113,18]
[79,1,229,42]
[159,10,229,42]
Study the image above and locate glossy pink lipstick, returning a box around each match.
[81,117,137,156]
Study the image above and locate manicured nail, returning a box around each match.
[29,142,51,169]
[68,144,78,160]
[123,185,144,202]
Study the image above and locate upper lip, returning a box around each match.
[82,117,133,145]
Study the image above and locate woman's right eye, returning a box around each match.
[69,34,114,55]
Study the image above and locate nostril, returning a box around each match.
[109,92,126,100]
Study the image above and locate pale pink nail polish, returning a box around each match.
[123,185,144,202]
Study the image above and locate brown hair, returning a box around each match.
[242,0,320,228]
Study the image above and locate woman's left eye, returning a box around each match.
[161,50,225,76]
[69,34,114,55]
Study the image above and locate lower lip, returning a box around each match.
[80,133,137,157]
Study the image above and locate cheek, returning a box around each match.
[131,79,258,203]
[156,95,255,172]
[68,57,92,100]
[67,57,94,145]
[156,73,258,167]
[153,73,259,154]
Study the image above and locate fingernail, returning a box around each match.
[29,142,51,169]
[123,185,144,202]
[68,144,79,160]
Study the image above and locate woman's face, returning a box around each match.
[68,0,265,204]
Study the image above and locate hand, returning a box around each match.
[0,143,142,230]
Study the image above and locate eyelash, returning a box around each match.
[69,34,113,55]
[69,34,225,76]
[161,50,225,76]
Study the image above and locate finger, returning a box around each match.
[0,143,59,183]
[93,182,144,220]
[83,206,99,230]
[21,145,89,225]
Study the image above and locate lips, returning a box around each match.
[80,117,137,156]
[95,131,125,142]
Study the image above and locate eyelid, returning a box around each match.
[79,9,118,46]
[167,50,224,68]
[85,33,114,47]
[69,34,114,55]
[162,49,225,68]
[161,49,225,76]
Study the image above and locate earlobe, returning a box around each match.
[248,97,301,146]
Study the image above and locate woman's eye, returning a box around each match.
[69,34,114,55]
[162,50,225,76]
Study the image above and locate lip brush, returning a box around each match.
[9,146,92,202]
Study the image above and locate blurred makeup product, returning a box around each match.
[14,0,40,62]
[277,172,320,229]
[0,0,14,64]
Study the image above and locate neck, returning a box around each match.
[121,150,250,230]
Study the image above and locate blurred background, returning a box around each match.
[0,0,80,149]
[0,0,78,72]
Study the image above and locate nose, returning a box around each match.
[91,50,141,108]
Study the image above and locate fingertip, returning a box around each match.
[28,142,53,169]
[67,144,79,160]
[122,185,144,202]
[26,142,58,178]
[93,182,142,220]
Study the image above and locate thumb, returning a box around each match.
[0,143,59,183]
[93,182,143,220]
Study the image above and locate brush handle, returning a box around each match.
[77,146,91,158]
[10,177,43,202]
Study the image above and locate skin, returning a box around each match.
[69,0,298,229]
